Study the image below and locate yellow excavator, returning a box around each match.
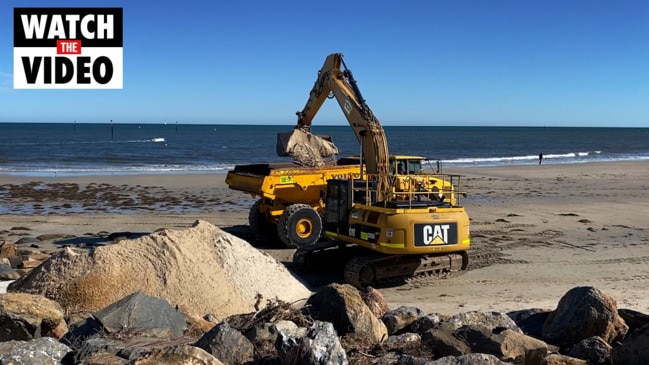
[277,53,470,287]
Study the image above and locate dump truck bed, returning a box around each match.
[225,157,361,202]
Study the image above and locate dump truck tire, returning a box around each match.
[278,204,322,248]
[249,200,277,240]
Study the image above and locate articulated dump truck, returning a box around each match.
[225,155,461,249]
[225,156,360,248]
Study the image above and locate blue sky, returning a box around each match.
[2,1,649,127]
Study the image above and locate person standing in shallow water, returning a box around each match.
[539,153,543,165]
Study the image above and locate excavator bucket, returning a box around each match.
[277,128,339,167]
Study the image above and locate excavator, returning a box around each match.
[277,53,470,287]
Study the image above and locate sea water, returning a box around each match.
[1,123,648,177]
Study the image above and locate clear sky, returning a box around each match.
[2,0,649,127]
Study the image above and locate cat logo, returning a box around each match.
[424,224,449,244]
[414,223,458,246]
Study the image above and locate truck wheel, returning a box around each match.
[278,204,322,248]
[249,200,277,240]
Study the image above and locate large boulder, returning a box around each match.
[194,322,255,365]
[541,286,628,348]
[0,292,67,341]
[304,283,388,344]
[9,221,312,322]
[93,291,187,338]
[276,321,347,365]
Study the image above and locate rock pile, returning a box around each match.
[7,220,312,321]
[0,284,647,364]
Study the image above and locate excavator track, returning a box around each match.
[293,241,468,288]
[344,251,469,288]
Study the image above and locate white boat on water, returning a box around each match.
[152,137,165,142]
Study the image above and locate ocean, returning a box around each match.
[1,123,648,177]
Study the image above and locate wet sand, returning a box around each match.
[2,161,649,314]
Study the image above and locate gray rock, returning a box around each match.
[383,306,423,335]
[0,264,20,280]
[455,325,548,365]
[300,321,348,365]
[410,313,446,333]
[384,332,421,351]
[62,316,105,346]
[442,311,522,333]
[93,291,187,338]
[14,237,39,245]
[421,327,470,357]
[566,336,611,365]
[429,353,509,365]
[129,344,224,365]
[194,322,254,364]
[73,337,125,364]
[0,337,71,364]
[276,321,347,365]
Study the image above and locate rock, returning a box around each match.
[194,322,255,365]
[0,292,67,341]
[0,242,17,258]
[617,308,649,335]
[23,251,50,261]
[541,286,628,348]
[73,337,126,363]
[80,351,128,365]
[442,311,522,333]
[507,308,551,339]
[93,291,187,338]
[19,259,42,269]
[421,327,470,357]
[373,352,430,365]
[0,337,72,364]
[14,237,39,245]
[360,286,390,319]
[429,353,510,365]
[62,316,105,346]
[304,283,388,344]
[566,336,611,365]
[455,325,548,365]
[384,332,421,351]
[382,306,423,335]
[540,354,587,365]
[246,320,306,346]
[300,321,348,365]
[36,234,75,241]
[410,313,447,333]
[276,321,347,365]
[611,323,649,364]
[0,263,21,280]
[130,344,224,365]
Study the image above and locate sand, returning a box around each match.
[2,161,649,315]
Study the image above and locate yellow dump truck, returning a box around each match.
[225,155,460,248]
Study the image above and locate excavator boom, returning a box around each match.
[278,53,390,200]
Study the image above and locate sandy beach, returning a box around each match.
[2,161,649,315]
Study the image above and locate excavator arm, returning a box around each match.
[277,53,390,199]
